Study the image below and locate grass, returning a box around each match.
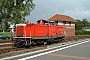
[0,32,11,37]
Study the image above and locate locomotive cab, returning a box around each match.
[37,19,48,25]
[37,19,55,25]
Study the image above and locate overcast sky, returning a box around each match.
[26,0,90,22]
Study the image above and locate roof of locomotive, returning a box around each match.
[16,24,26,26]
[37,19,48,23]
[16,19,56,26]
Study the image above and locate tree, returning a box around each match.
[75,19,84,30]
[75,18,90,31]
[82,18,90,27]
[75,19,90,35]
[0,0,35,31]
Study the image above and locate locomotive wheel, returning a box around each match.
[31,41,37,46]
[15,41,21,48]
[14,39,25,48]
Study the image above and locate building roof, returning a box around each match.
[48,14,77,22]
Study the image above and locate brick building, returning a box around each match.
[48,14,77,37]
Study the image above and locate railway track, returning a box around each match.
[0,43,12,47]
[0,36,89,58]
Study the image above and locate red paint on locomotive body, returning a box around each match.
[15,20,64,38]
[13,20,65,47]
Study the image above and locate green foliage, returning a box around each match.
[0,0,35,30]
[75,18,90,35]
[75,18,90,30]
[4,20,9,31]
[82,18,90,27]
[0,32,10,37]
[75,30,90,35]
[75,20,83,30]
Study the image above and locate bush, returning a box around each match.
[75,30,90,35]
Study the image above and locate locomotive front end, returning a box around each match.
[13,23,32,48]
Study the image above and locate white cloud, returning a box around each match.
[63,6,90,21]
[26,0,90,22]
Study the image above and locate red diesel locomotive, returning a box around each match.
[12,19,65,47]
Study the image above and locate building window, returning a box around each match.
[71,22,75,26]
[55,21,58,25]
[63,21,66,24]
[69,22,71,26]
[69,22,71,24]
[58,21,63,25]
[65,22,69,26]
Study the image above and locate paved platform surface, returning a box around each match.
[28,40,90,60]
